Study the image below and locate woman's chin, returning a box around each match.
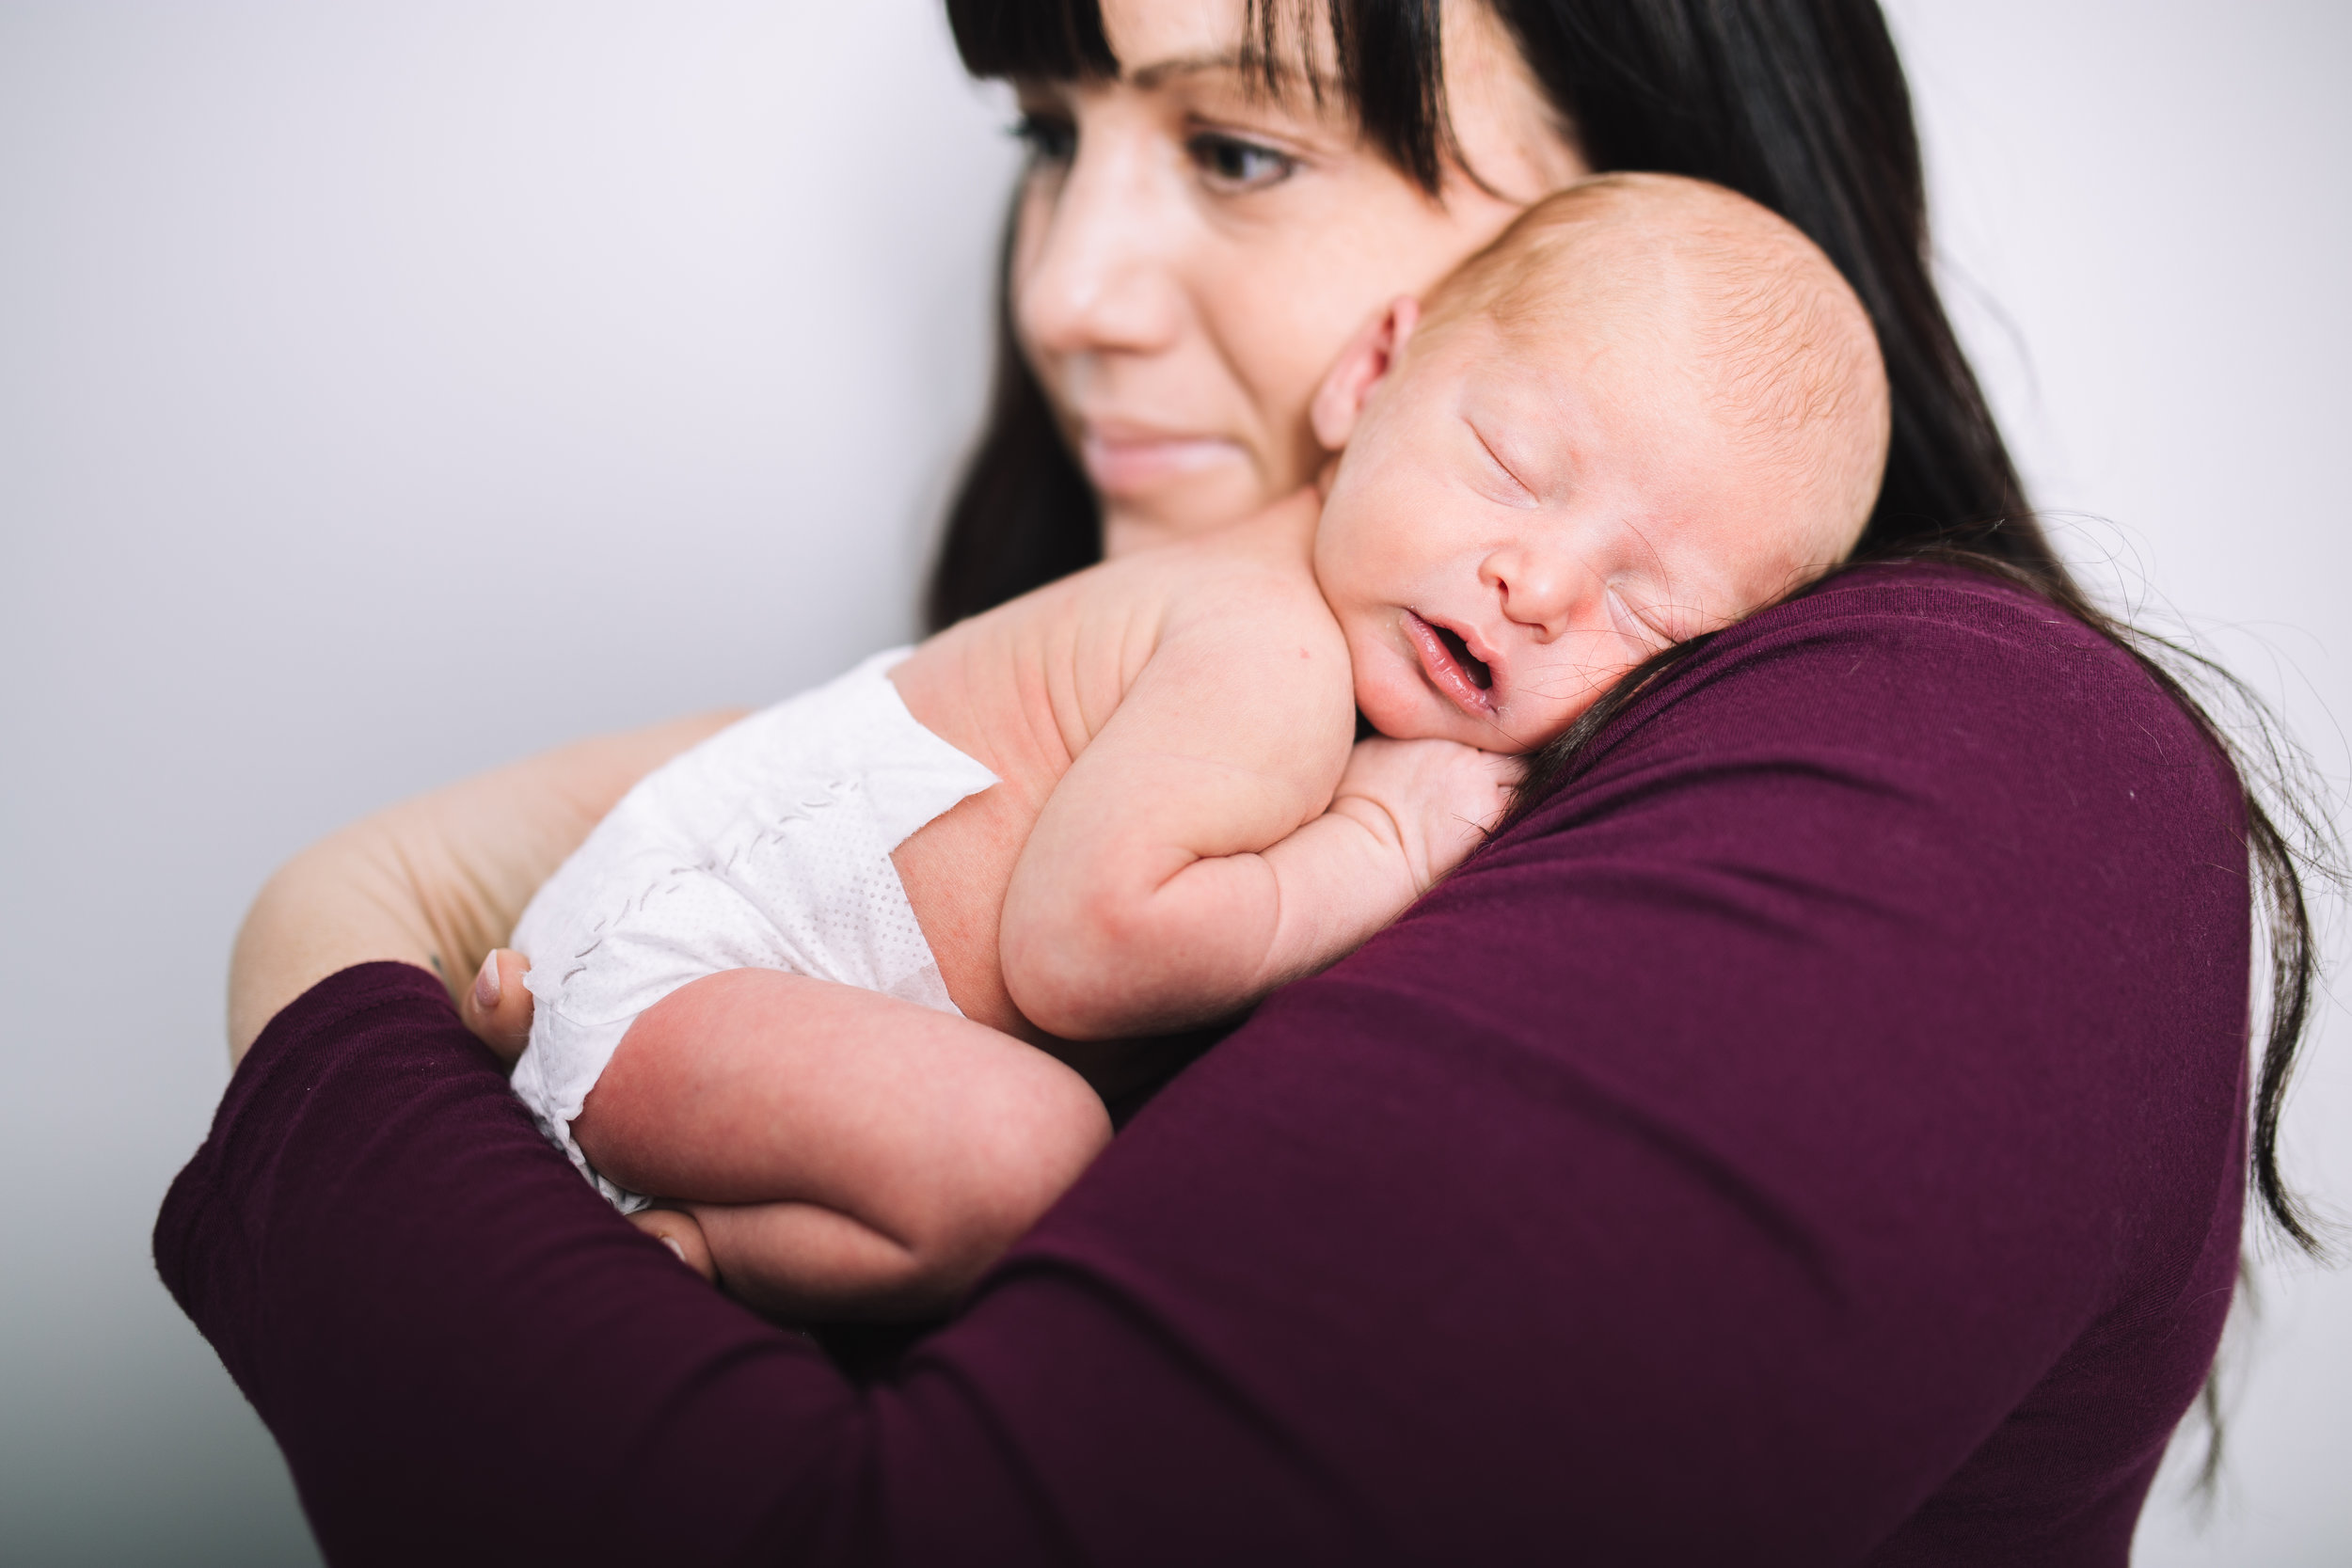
[1096,461,1291,550]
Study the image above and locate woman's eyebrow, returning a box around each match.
[1129,51,1337,97]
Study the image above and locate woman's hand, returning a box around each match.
[460,948,537,1065]
[228,712,740,1062]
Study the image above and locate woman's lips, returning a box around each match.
[1402,610,1499,718]
[1078,424,1247,495]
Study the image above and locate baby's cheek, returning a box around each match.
[1352,669,1438,742]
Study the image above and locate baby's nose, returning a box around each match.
[1480,547,1587,639]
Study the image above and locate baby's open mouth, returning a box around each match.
[1432,622,1492,689]
[1403,610,1497,716]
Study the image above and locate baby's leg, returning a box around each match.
[657,1200,967,1321]
[574,968,1110,1320]
[625,1207,715,1280]
[626,1202,932,1319]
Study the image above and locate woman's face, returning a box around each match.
[1009,0,1585,560]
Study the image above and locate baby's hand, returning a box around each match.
[1329,736,1522,894]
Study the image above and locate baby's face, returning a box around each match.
[1314,308,1806,753]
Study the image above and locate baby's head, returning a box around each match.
[1310,172,1890,752]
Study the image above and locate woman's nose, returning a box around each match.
[1480,546,1583,640]
[1013,117,1187,362]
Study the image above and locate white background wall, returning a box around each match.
[0,2,2343,1561]
[1886,3,2352,1560]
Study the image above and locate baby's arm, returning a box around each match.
[568,968,1108,1321]
[999,581,1518,1041]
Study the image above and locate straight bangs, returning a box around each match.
[944,0,1453,189]
[946,0,1118,81]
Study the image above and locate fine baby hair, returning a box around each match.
[1425,171,1892,576]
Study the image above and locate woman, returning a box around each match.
[166,1,2322,1562]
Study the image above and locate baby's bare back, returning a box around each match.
[886,494,1349,1039]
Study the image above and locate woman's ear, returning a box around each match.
[1311,296,1422,451]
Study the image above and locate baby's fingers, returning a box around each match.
[460,948,535,1065]
[1470,748,1526,829]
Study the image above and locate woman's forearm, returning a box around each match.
[227,711,741,1060]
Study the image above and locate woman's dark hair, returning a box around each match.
[930,0,2330,1280]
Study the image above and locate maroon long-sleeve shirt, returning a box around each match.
[156,564,2250,1565]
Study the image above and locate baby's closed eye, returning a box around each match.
[1604,583,1674,656]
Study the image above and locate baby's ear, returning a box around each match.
[1311,296,1422,451]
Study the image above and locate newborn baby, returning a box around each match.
[504,173,1891,1318]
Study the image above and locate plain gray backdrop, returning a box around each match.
[2,2,2344,1561]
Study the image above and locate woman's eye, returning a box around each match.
[1186,132,1296,190]
[1010,112,1076,167]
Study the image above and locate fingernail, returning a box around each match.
[660,1237,686,1262]
[471,950,501,1013]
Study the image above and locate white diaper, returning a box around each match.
[507,647,999,1210]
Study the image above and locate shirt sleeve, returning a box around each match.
[154,962,891,1565]
[155,570,2250,1567]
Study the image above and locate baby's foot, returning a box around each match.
[627,1206,717,1284]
